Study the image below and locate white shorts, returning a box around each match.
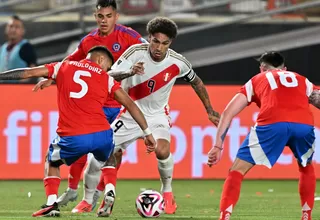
[111,114,171,152]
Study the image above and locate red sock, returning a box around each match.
[219,171,244,220]
[68,155,87,190]
[299,164,316,220]
[97,161,122,191]
[44,176,61,200]
[101,167,118,189]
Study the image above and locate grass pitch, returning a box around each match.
[0,180,319,220]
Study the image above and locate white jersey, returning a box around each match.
[111,43,196,118]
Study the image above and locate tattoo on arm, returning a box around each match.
[309,90,320,109]
[191,76,215,114]
[0,68,28,80]
[221,126,230,143]
[108,70,134,82]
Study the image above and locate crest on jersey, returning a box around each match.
[163,72,171,82]
[112,43,121,52]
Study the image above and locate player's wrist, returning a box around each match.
[143,128,152,136]
[214,145,223,151]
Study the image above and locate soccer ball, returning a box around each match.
[135,190,165,218]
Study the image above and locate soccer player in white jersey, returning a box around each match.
[79,17,220,217]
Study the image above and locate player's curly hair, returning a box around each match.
[96,0,117,10]
[146,17,178,39]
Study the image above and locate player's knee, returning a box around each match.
[155,139,170,160]
[50,160,64,168]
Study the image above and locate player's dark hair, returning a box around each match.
[146,17,178,39]
[96,0,117,10]
[88,46,114,65]
[258,51,285,68]
[10,15,23,23]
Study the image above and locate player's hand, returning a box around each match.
[207,146,223,167]
[144,134,156,154]
[131,62,145,75]
[208,111,220,127]
[33,78,54,92]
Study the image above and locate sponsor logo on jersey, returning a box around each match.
[112,43,121,52]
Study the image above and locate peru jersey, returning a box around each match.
[239,69,315,126]
[67,24,146,107]
[45,59,121,136]
[111,43,196,117]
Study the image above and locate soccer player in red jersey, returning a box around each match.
[207,51,320,220]
[0,46,156,217]
[33,0,146,210]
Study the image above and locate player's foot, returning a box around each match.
[32,202,60,217]
[302,210,312,220]
[92,189,102,211]
[219,211,232,220]
[57,188,78,207]
[97,190,115,217]
[163,192,177,214]
[71,200,92,213]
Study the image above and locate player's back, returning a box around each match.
[246,69,314,125]
[46,59,112,136]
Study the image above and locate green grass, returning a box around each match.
[0,180,319,219]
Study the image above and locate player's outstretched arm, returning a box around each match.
[114,88,156,153]
[207,93,247,167]
[0,66,49,80]
[309,89,320,109]
[189,75,220,126]
[109,62,145,82]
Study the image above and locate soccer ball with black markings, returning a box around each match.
[135,190,165,218]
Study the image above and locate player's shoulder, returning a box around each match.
[115,24,141,38]
[80,28,99,42]
[122,43,149,59]
[168,49,192,69]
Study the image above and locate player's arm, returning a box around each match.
[114,88,156,153]
[0,66,49,80]
[108,62,144,81]
[309,89,320,109]
[188,74,220,126]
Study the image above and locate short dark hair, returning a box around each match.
[96,0,117,10]
[257,51,285,68]
[88,46,114,65]
[146,17,178,39]
[11,15,22,21]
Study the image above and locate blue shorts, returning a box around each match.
[48,129,114,166]
[237,122,315,168]
[103,107,121,124]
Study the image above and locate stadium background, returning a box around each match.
[1,0,320,180]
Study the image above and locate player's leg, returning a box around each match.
[93,150,123,211]
[287,123,316,220]
[92,107,122,210]
[150,115,176,214]
[56,155,87,206]
[219,123,289,220]
[32,134,89,217]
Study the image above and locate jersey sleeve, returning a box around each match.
[66,40,86,61]
[239,79,255,104]
[111,44,141,71]
[108,75,121,98]
[124,26,148,45]
[305,78,316,97]
[45,62,63,79]
[176,55,196,82]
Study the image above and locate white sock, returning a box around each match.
[46,194,57,206]
[83,157,103,204]
[105,183,116,196]
[158,153,174,193]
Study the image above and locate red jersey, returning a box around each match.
[239,69,315,126]
[45,59,121,136]
[67,24,145,108]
